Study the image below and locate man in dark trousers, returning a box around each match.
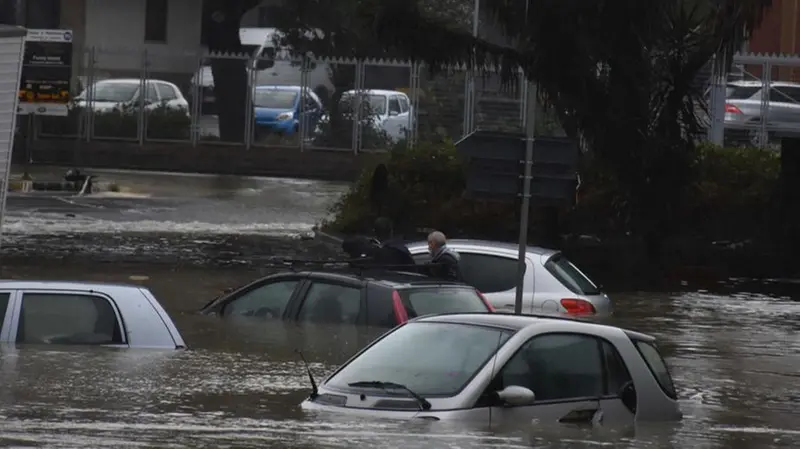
[425,231,462,281]
[371,217,416,269]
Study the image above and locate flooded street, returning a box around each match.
[0,172,797,448]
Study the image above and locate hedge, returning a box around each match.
[325,140,781,244]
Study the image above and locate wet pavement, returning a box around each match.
[0,171,797,448]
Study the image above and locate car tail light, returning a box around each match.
[392,290,409,324]
[725,103,742,114]
[560,298,596,315]
[476,290,495,312]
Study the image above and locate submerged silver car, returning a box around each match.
[0,281,185,349]
[302,313,681,424]
[407,239,612,316]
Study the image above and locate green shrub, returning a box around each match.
[326,140,780,243]
[37,104,191,140]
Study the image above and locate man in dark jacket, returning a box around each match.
[371,217,416,269]
[424,231,462,281]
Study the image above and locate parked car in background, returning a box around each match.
[302,313,681,423]
[0,281,185,349]
[723,80,800,145]
[324,89,414,142]
[200,269,494,327]
[253,85,324,140]
[407,239,612,317]
[74,78,189,114]
[190,27,333,115]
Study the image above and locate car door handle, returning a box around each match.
[559,408,599,424]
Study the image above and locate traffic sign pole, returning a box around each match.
[514,80,537,314]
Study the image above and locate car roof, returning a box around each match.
[342,89,407,96]
[95,78,172,85]
[414,312,656,341]
[297,269,470,289]
[729,80,800,88]
[406,238,558,258]
[0,280,146,291]
[255,84,303,91]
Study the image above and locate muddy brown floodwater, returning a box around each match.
[0,260,797,449]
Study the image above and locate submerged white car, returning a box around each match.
[0,281,185,349]
[407,239,612,316]
[302,313,681,424]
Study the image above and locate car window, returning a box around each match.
[770,86,800,104]
[144,83,159,102]
[326,322,512,396]
[399,287,488,318]
[365,288,396,327]
[156,83,178,100]
[544,254,600,295]
[460,253,521,293]
[726,85,760,99]
[633,340,677,399]
[398,96,410,113]
[0,292,9,327]
[16,293,123,345]
[388,96,401,114]
[602,340,633,394]
[498,333,604,401]
[297,283,361,324]
[223,280,299,318]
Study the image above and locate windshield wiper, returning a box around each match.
[348,381,431,410]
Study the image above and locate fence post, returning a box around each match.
[190,52,202,148]
[407,61,420,148]
[244,52,255,150]
[138,49,147,146]
[759,60,771,148]
[299,55,310,152]
[86,46,96,142]
[352,60,365,155]
[708,54,726,145]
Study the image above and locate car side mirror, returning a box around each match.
[496,385,535,406]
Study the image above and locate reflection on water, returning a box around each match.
[0,263,798,448]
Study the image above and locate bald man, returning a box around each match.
[425,231,462,281]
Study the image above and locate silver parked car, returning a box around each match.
[406,239,612,316]
[301,313,681,423]
[723,80,800,144]
[0,281,185,349]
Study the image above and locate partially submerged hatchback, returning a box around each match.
[302,313,681,424]
[407,239,612,317]
[201,269,494,327]
[0,281,185,349]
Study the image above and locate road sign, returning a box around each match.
[18,29,73,116]
[455,130,580,203]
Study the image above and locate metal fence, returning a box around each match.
[31,46,537,153]
[707,52,800,149]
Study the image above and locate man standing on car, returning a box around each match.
[372,217,416,269]
[425,231,462,281]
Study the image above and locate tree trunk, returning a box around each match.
[202,0,255,142]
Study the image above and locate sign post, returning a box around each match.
[17,28,73,116]
[455,88,579,315]
[514,80,536,314]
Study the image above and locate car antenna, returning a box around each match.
[488,331,504,430]
[295,349,318,399]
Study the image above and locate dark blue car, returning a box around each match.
[253,85,324,140]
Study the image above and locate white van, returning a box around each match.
[190,27,333,114]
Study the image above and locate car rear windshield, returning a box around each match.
[544,254,601,295]
[399,287,489,318]
[726,85,760,99]
[634,340,677,399]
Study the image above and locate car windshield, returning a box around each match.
[726,85,760,100]
[399,288,489,318]
[339,94,386,115]
[254,90,298,109]
[77,82,138,102]
[326,322,511,396]
[544,254,601,295]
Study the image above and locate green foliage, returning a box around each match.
[38,104,191,140]
[327,140,780,243]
